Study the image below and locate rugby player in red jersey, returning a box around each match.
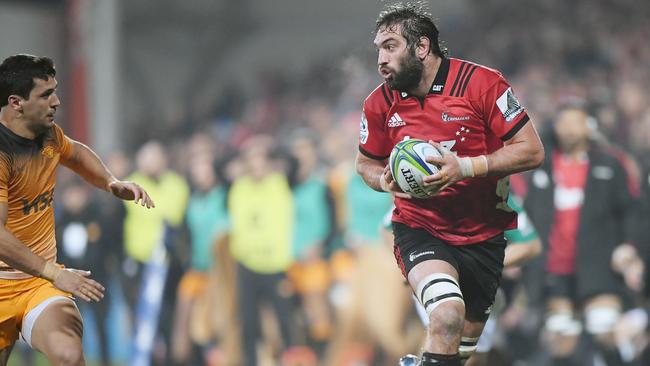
[355,3,544,365]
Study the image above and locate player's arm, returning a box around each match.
[61,140,155,208]
[0,203,104,301]
[483,122,545,176]
[424,122,544,189]
[61,140,116,192]
[355,152,411,198]
[503,196,542,267]
[0,202,49,277]
[355,152,387,192]
[503,238,542,268]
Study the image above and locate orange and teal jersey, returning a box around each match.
[0,122,73,277]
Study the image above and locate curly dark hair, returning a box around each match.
[0,54,56,108]
[376,2,448,57]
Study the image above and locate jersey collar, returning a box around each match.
[429,56,450,95]
[396,56,450,99]
[0,121,36,146]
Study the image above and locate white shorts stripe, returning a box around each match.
[21,296,76,348]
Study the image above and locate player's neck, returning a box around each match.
[409,56,442,98]
[0,114,38,140]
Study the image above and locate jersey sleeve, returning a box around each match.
[358,98,391,160]
[52,123,74,161]
[479,74,530,141]
[0,155,9,203]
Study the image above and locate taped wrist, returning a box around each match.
[457,155,488,178]
[41,262,63,282]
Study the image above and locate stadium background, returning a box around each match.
[1,0,649,365]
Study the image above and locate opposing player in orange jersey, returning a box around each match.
[0,54,154,365]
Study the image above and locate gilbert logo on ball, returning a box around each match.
[389,139,441,199]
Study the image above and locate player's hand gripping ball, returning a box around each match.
[389,139,442,198]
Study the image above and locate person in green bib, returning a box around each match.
[288,134,336,349]
[171,155,229,365]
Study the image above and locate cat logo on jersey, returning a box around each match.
[41,145,56,159]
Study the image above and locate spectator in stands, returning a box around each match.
[171,154,229,365]
[525,103,643,366]
[286,132,336,353]
[227,135,296,366]
[122,140,190,365]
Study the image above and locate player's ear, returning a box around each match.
[7,95,23,113]
[416,36,430,60]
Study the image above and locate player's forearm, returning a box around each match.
[486,139,544,176]
[64,141,117,192]
[0,228,48,277]
[355,153,386,192]
[503,239,542,267]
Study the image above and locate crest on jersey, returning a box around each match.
[496,87,524,122]
[360,111,369,144]
[41,145,56,158]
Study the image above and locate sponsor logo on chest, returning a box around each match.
[441,111,471,122]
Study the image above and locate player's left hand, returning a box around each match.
[108,180,155,208]
[422,141,463,192]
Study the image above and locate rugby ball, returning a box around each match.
[389,139,442,198]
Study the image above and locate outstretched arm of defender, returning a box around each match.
[0,203,104,302]
[61,140,155,208]
[424,122,544,190]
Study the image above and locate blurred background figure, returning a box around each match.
[170,152,229,366]
[286,131,336,357]
[56,177,112,366]
[227,135,296,366]
[122,140,190,365]
[324,166,408,366]
[524,103,643,366]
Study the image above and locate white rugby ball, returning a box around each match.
[389,139,442,198]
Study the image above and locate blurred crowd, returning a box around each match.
[13,0,650,365]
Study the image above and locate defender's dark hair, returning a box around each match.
[0,54,56,108]
[376,2,447,57]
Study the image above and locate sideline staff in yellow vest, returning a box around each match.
[228,135,295,366]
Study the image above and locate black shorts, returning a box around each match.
[392,222,506,322]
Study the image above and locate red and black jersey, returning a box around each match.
[359,57,530,245]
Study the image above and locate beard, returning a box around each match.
[386,49,424,92]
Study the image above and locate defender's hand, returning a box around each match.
[381,165,412,199]
[53,269,105,302]
[108,180,155,208]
